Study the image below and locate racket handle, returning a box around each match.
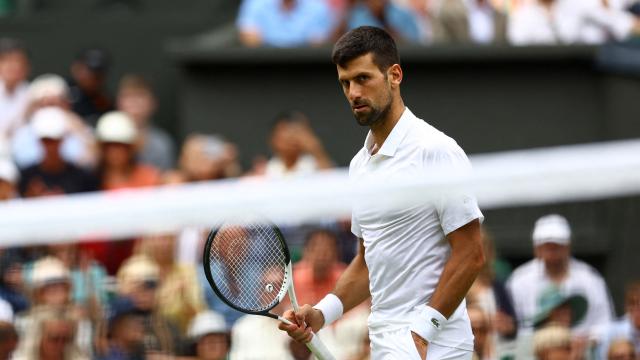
[307,332,336,360]
[277,317,335,360]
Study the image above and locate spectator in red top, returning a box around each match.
[293,229,347,306]
[95,111,160,191]
[84,111,160,274]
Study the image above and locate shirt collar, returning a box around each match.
[364,107,414,157]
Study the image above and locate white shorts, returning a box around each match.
[370,328,473,360]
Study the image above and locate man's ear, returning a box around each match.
[387,64,403,89]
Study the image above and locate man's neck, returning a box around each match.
[369,98,405,154]
[545,262,569,283]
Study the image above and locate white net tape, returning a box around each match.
[1,139,640,246]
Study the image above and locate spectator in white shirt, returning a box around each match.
[264,111,333,178]
[508,0,640,45]
[11,74,97,169]
[0,38,30,140]
[506,214,614,339]
[597,280,640,359]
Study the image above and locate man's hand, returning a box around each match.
[411,331,428,360]
[278,304,325,344]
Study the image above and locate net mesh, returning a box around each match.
[206,222,288,313]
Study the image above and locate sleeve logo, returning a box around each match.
[431,318,440,329]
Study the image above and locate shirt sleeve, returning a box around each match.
[426,142,484,235]
[351,213,362,238]
[236,0,262,32]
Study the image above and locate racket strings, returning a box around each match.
[208,223,288,312]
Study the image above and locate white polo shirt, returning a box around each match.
[350,107,483,351]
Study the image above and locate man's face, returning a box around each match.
[117,89,155,126]
[304,233,337,280]
[0,51,30,87]
[197,333,230,360]
[40,320,73,357]
[38,282,71,307]
[71,63,104,94]
[41,138,63,158]
[535,242,570,271]
[337,53,394,127]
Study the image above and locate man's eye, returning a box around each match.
[357,76,368,82]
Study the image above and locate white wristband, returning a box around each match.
[313,294,343,328]
[410,305,447,343]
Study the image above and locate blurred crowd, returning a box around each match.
[236,0,640,47]
[0,32,639,360]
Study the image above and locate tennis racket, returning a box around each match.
[202,220,336,360]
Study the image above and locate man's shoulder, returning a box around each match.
[507,259,539,285]
[569,258,605,281]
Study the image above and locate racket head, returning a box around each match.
[202,220,292,316]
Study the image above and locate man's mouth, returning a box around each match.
[353,104,369,112]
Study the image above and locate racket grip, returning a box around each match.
[307,332,336,360]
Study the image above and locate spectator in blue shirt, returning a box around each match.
[237,0,335,47]
[346,0,424,43]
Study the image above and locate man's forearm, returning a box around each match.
[429,220,484,318]
[332,239,370,313]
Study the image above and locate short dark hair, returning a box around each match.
[331,26,400,72]
[0,38,28,58]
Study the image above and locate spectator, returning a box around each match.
[186,311,231,360]
[116,74,176,171]
[11,74,98,169]
[237,0,334,47]
[0,157,18,200]
[293,229,347,306]
[82,111,160,274]
[68,48,113,126]
[264,111,332,178]
[44,244,108,320]
[468,305,492,360]
[506,214,613,337]
[138,233,206,334]
[95,111,160,190]
[466,230,517,357]
[346,0,425,43]
[508,0,640,45]
[17,107,99,198]
[431,0,508,44]
[98,297,146,360]
[114,255,181,356]
[12,307,88,360]
[598,280,640,358]
[607,339,637,360]
[0,38,30,139]
[17,257,95,357]
[0,321,18,360]
[0,251,29,315]
[174,133,241,183]
[532,325,572,360]
[229,266,292,359]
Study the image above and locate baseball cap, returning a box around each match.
[0,157,19,184]
[96,111,137,144]
[31,257,71,288]
[532,214,571,246]
[31,107,69,140]
[29,74,69,102]
[75,48,110,73]
[188,311,228,340]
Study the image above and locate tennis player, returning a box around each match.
[279,26,486,359]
